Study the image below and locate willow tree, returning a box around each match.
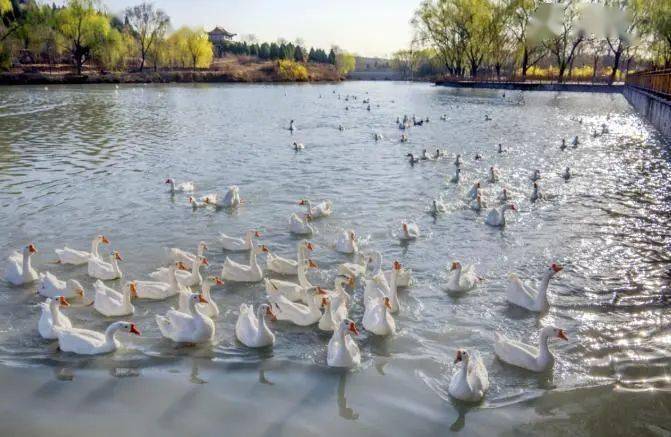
[335,51,356,75]
[642,0,671,66]
[168,27,213,70]
[538,1,586,82]
[124,2,169,71]
[414,0,467,76]
[507,0,545,79]
[55,0,115,74]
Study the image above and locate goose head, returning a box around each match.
[548,263,563,277]
[25,243,37,255]
[115,321,141,336]
[113,251,123,262]
[98,235,110,244]
[342,319,360,336]
[128,281,138,298]
[454,349,469,364]
[65,279,85,297]
[257,245,270,255]
[259,303,276,321]
[56,296,70,307]
[302,241,315,252]
[382,296,392,310]
[541,326,568,341]
[450,261,462,271]
[504,204,517,212]
[165,178,174,185]
[307,259,318,269]
[501,188,508,200]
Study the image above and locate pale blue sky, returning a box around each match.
[102,0,417,57]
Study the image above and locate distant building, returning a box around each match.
[208,27,236,57]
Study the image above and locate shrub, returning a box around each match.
[277,60,308,81]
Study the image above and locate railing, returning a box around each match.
[626,69,671,100]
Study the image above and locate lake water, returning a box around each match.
[0,82,670,436]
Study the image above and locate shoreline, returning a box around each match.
[0,69,343,86]
[435,80,624,93]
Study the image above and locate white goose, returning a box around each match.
[498,188,509,203]
[165,178,194,193]
[299,199,333,218]
[221,245,267,282]
[188,196,207,209]
[88,251,123,281]
[335,229,358,254]
[195,276,224,318]
[485,204,516,227]
[264,259,318,302]
[219,230,261,252]
[93,280,136,317]
[489,166,499,183]
[400,222,420,241]
[431,199,447,214]
[134,264,187,300]
[38,296,72,340]
[55,235,109,265]
[236,303,276,348]
[293,142,305,150]
[506,263,563,312]
[318,275,353,331]
[448,350,489,402]
[58,321,140,355]
[37,272,85,299]
[362,296,395,336]
[4,244,38,285]
[165,241,207,269]
[365,260,402,313]
[338,252,367,279]
[266,240,313,275]
[220,186,241,208]
[150,256,208,287]
[270,287,326,326]
[327,319,361,368]
[289,213,314,235]
[494,326,568,372]
[445,262,481,293]
[468,182,481,200]
[470,194,486,212]
[156,293,215,344]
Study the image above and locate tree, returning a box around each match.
[167,27,212,70]
[507,0,545,79]
[55,0,116,74]
[294,45,305,62]
[638,0,671,67]
[538,1,586,82]
[259,42,270,59]
[124,2,169,71]
[328,48,336,64]
[269,42,279,59]
[335,51,356,74]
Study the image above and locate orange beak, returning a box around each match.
[266,306,277,321]
[129,324,141,336]
[201,258,209,266]
[255,231,262,238]
[298,200,306,205]
[101,236,110,244]
[28,244,37,253]
[306,242,314,251]
[558,329,568,341]
[58,296,70,307]
[403,223,408,232]
[348,322,360,335]
[551,264,563,273]
[450,262,458,271]
[383,297,392,310]
[394,261,401,270]
[215,277,224,285]
[308,259,318,269]
[198,295,208,304]
[510,204,517,211]
[454,350,463,364]
[261,245,269,253]
[130,282,138,297]
[114,252,123,261]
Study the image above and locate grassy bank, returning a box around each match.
[0,56,342,85]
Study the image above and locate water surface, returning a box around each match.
[0,82,670,435]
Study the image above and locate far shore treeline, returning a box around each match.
[392,0,671,84]
[0,0,356,82]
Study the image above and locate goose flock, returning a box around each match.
[3,91,593,405]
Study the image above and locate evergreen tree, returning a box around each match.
[308,47,315,62]
[294,45,305,62]
[259,42,270,59]
[269,42,279,59]
[328,48,336,65]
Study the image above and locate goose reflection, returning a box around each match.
[258,368,274,385]
[190,359,206,384]
[337,372,359,420]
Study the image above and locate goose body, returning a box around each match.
[468,182,481,200]
[489,166,499,183]
[219,230,260,252]
[335,229,358,254]
[165,178,194,193]
[506,264,562,312]
[470,195,486,212]
[265,259,318,302]
[494,326,567,372]
[448,350,489,402]
[293,142,305,150]
[362,296,395,336]
[58,321,140,355]
[289,213,314,235]
[485,204,516,227]
[236,303,276,348]
[400,222,420,241]
[93,280,135,317]
[156,294,214,344]
[192,276,224,318]
[431,199,447,214]
[4,244,38,285]
[165,241,207,269]
[55,235,108,265]
[338,253,367,279]
[134,264,187,300]
[88,251,123,281]
[299,199,333,218]
[221,186,241,208]
[270,287,325,326]
[37,271,84,299]
[445,262,480,293]
[38,297,72,340]
[149,256,208,287]
[266,240,313,275]
[327,320,361,368]
[221,245,267,282]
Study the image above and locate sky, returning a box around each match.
[100,0,418,58]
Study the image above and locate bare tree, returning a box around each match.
[125,2,169,71]
[541,1,585,82]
